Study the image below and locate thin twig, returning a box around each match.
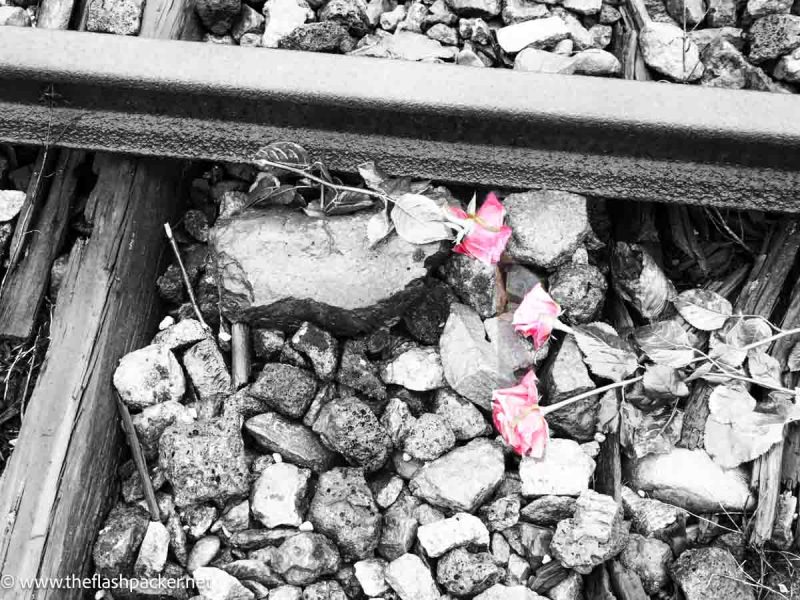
[164,223,210,332]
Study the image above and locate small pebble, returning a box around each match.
[299,521,314,531]
[273,453,284,463]
[402,453,412,461]
[159,316,175,330]
[542,554,552,564]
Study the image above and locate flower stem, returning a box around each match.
[254,158,388,202]
[739,326,800,352]
[541,375,643,416]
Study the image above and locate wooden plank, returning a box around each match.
[0,151,83,341]
[0,156,186,599]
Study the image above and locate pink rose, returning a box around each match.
[512,284,562,350]
[451,192,512,266]
[492,370,549,458]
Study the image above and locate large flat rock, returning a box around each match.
[210,208,446,335]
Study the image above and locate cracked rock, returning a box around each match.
[432,388,490,440]
[290,322,339,380]
[496,16,569,53]
[245,412,336,473]
[183,338,232,412]
[273,533,341,586]
[93,504,150,578]
[381,346,446,391]
[478,495,520,532]
[620,533,671,594]
[354,558,389,596]
[440,253,502,318]
[114,344,186,411]
[132,400,195,459]
[379,492,420,560]
[437,548,504,597]
[251,462,311,528]
[549,264,607,324]
[194,566,254,599]
[639,22,704,81]
[380,397,416,445]
[403,413,456,461]
[520,438,596,497]
[402,280,456,345]
[520,496,576,527]
[385,553,440,600]
[337,340,387,399]
[475,584,546,599]
[135,521,170,576]
[621,486,686,542]
[152,319,208,350]
[418,512,490,557]
[670,547,754,600]
[249,363,318,419]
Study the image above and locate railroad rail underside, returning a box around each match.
[1,27,799,210]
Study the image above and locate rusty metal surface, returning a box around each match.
[1,27,799,209]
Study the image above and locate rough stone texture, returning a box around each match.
[210,209,445,335]
[504,191,591,270]
[183,505,218,541]
[152,319,208,351]
[381,346,446,391]
[774,46,800,81]
[313,396,392,472]
[550,490,629,574]
[502,0,549,24]
[418,512,490,557]
[252,328,285,359]
[410,438,505,512]
[223,559,282,587]
[384,553,440,600]
[280,21,354,51]
[628,448,754,512]
[496,16,570,52]
[132,401,195,459]
[319,0,370,35]
[748,0,793,18]
[479,495,520,532]
[350,30,458,61]
[549,264,607,324]
[370,472,404,509]
[432,388,490,440]
[546,570,582,600]
[245,412,336,472]
[251,462,311,528]
[212,499,250,534]
[440,253,501,319]
[194,566,255,599]
[707,0,737,25]
[183,338,232,409]
[380,397,416,445]
[445,0,500,16]
[620,534,672,594]
[379,493,420,560]
[403,413,456,461]
[541,335,597,441]
[159,416,250,508]
[354,558,389,596]
[402,280,455,345]
[187,535,221,572]
[263,0,314,47]
[664,0,706,25]
[113,344,186,411]
[290,322,339,380]
[476,584,546,600]
[274,533,341,586]
[750,14,800,62]
[620,486,686,540]
[484,314,545,373]
[520,496,576,526]
[134,521,170,576]
[86,0,145,34]
[249,363,317,419]
[437,548,503,596]
[520,439,596,497]
[640,22,704,81]
[308,468,382,561]
[270,586,303,600]
[670,547,755,600]
[689,26,746,51]
[232,3,265,41]
[701,38,785,90]
[440,303,516,409]
[93,504,150,578]
[304,382,336,428]
[337,340,387,399]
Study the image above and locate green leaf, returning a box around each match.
[390,193,454,244]
[673,289,732,331]
[573,322,639,383]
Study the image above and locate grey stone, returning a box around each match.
[400,1,428,32]
[93,504,150,578]
[491,532,511,564]
[670,547,754,600]
[251,462,310,528]
[302,580,347,599]
[440,253,501,319]
[541,336,597,442]
[402,280,455,345]
[496,16,569,52]
[196,0,241,33]
[230,528,299,550]
[251,329,285,359]
[457,40,492,65]
[749,14,800,62]
[620,534,671,594]
[380,397,416,445]
[774,45,800,81]
[478,495,520,532]
[122,464,165,503]
[418,512,490,557]
[188,536,222,573]
[291,322,338,380]
[426,23,460,44]
[211,499,250,534]
[262,0,314,47]
[639,22,704,81]
[415,503,446,525]
[246,412,335,472]
[279,21,353,51]
[354,558,389,596]
[113,344,186,411]
[281,342,312,370]
[620,486,686,540]
[707,0,736,24]
[232,3,265,40]
[152,319,208,351]
[432,388,489,441]
[403,414,456,461]
[222,560,283,587]
[183,338,232,411]
[458,17,492,43]
[380,4,407,30]
[546,571,583,600]
[501,0,549,24]
[589,23,612,47]
[563,0,600,11]
[350,29,458,61]
[475,584,546,600]
[159,416,250,508]
[134,521,170,576]
[86,0,144,34]
[504,191,591,270]
[440,303,516,410]
[319,0,370,35]
[167,513,189,567]
[308,468,382,561]
[484,314,546,374]
[366,0,394,25]
[437,548,503,596]
[249,363,317,419]
[392,450,425,480]
[313,397,392,472]
[445,0,501,16]
[550,8,593,49]
[370,472,405,509]
[628,448,754,513]
[303,382,336,428]
[334,564,364,599]
[210,208,445,336]
[504,264,545,304]
[0,5,30,25]
[549,264,607,324]
[132,400,195,459]
[664,0,706,25]
[274,533,341,586]
[385,553,440,600]
[505,553,530,585]
[520,496,576,526]
[701,38,784,90]
[337,340,387,400]
[520,439,596,497]
[410,438,505,512]
[379,493,420,560]
[381,346,445,391]
[689,26,745,51]
[194,566,255,599]
[599,4,621,23]
[183,505,218,541]
[270,586,303,600]
[749,0,793,18]
[551,490,629,574]
[424,0,459,26]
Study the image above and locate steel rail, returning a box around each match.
[0,27,799,210]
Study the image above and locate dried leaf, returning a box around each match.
[642,364,689,400]
[366,205,393,248]
[620,402,682,460]
[633,320,695,368]
[673,289,732,331]
[390,193,453,244]
[254,142,311,169]
[0,190,26,222]
[747,350,782,389]
[708,384,756,424]
[787,342,800,372]
[573,322,639,382]
[611,242,676,319]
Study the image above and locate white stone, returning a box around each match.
[514,48,576,73]
[562,0,600,14]
[520,438,596,497]
[151,319,207,350]
[381,346,446,391]
[113,344,185,411]
[354,558,390,596]
[269,586,302,600]
[639,21,704,81]
[187,536,221,573]
[384,553,440,600]
[262,0,313,48]
[251,462,311,528]
[774,47,800,82]
[0,190,25,222]
[496,16,569,53]
[134,521,170,576]
[194,566,255,600]
[299,521,314,531]
[417,512,489,557]
[474,584,546,600]
[158,316,174,330]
